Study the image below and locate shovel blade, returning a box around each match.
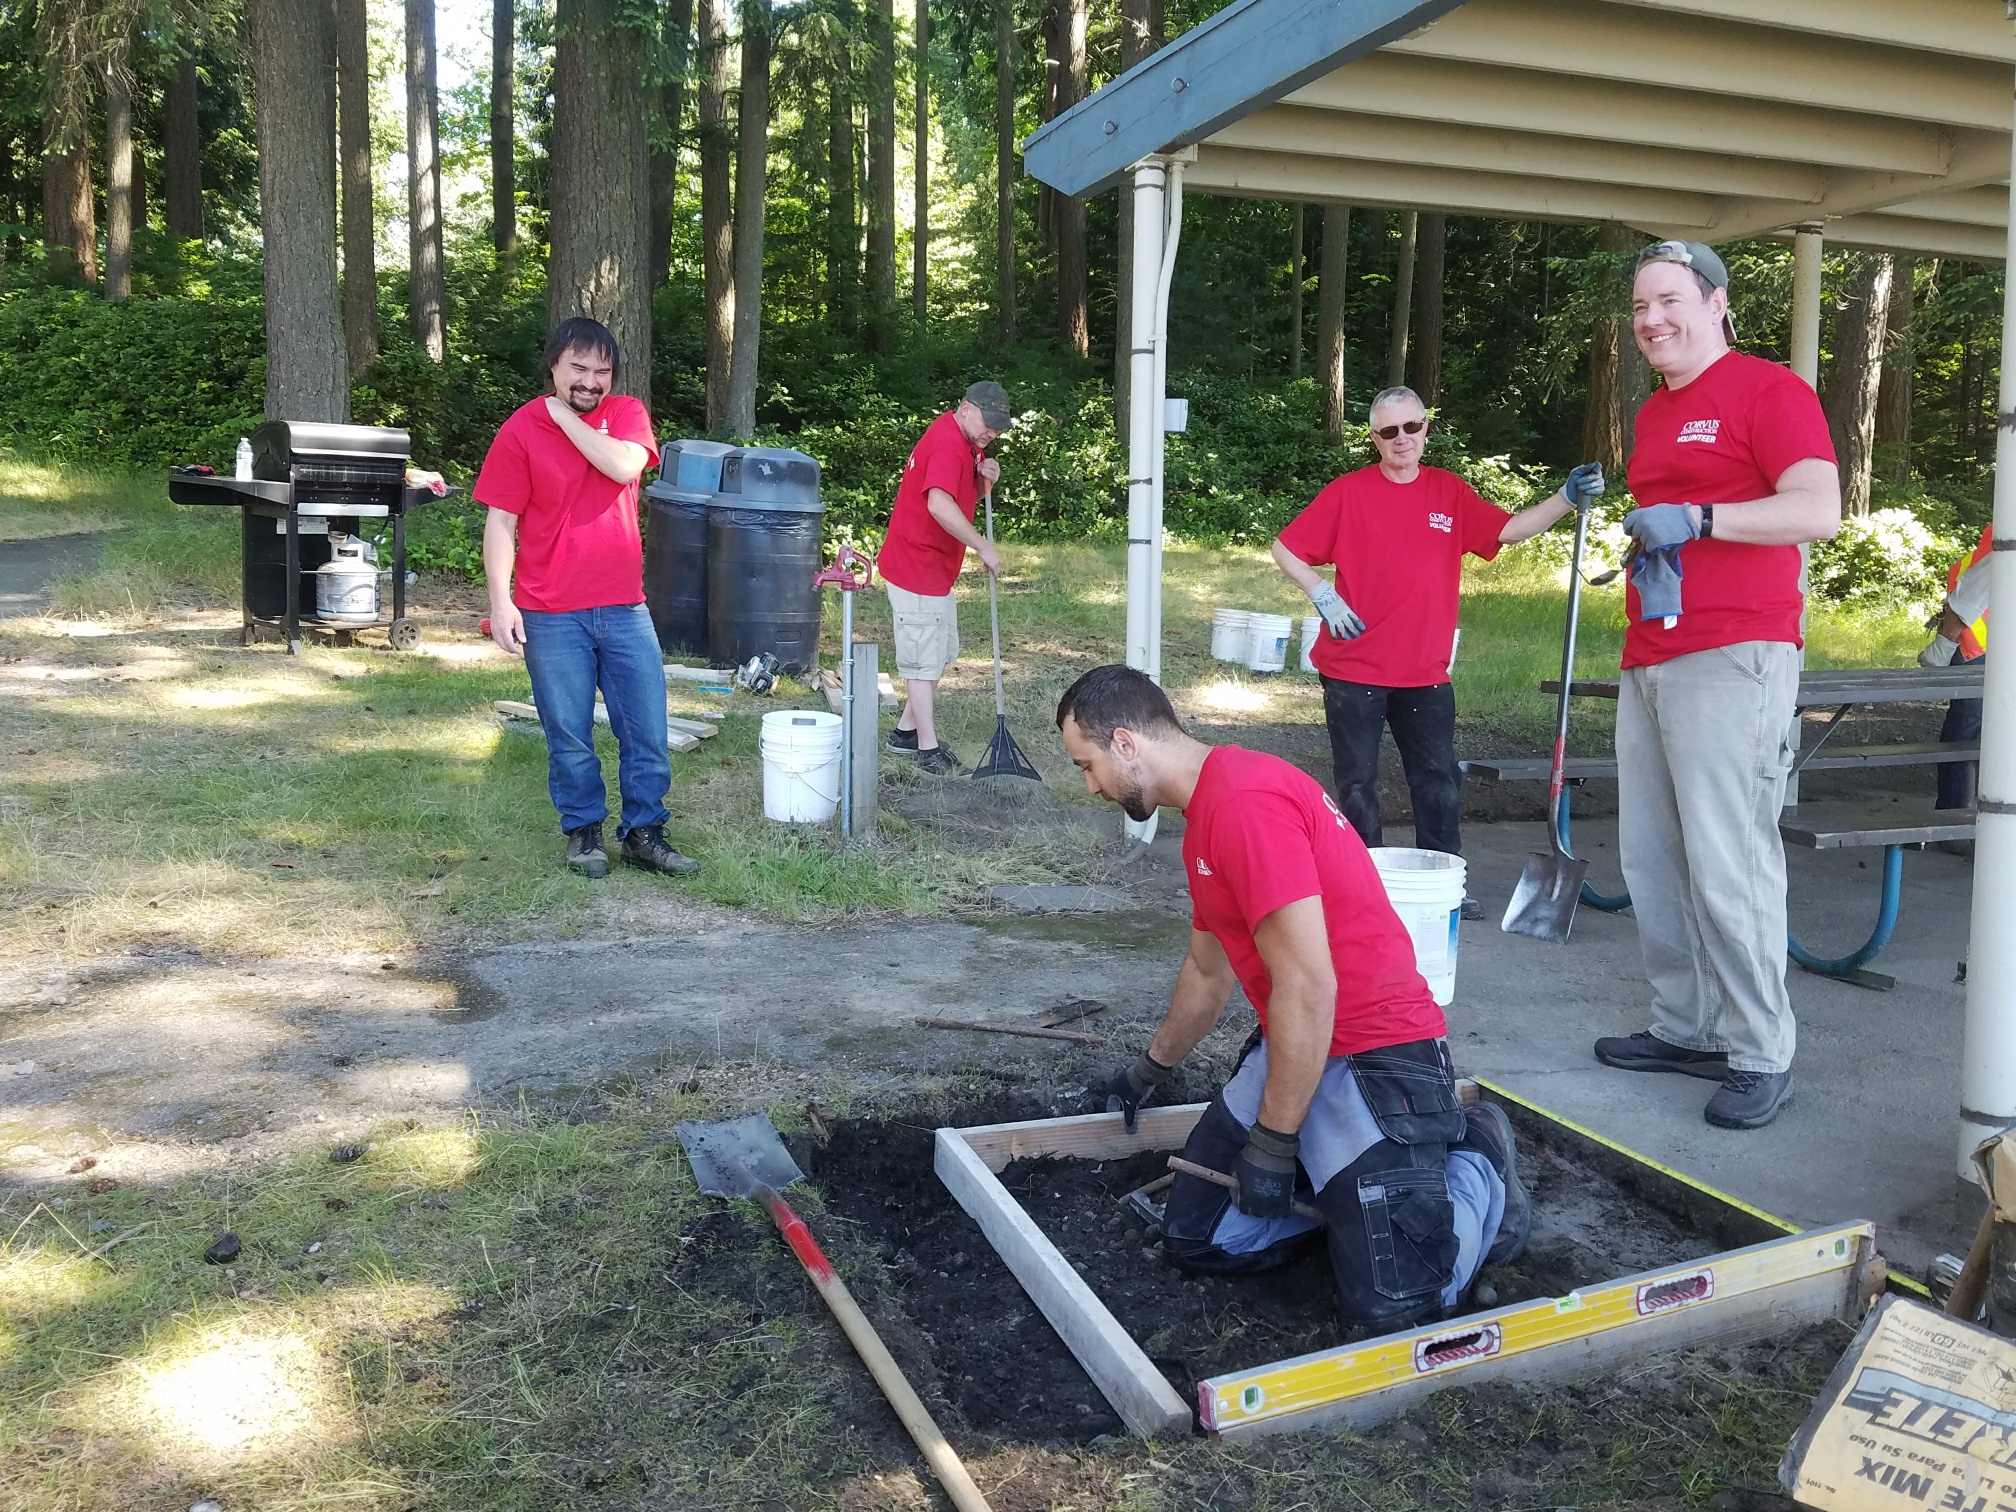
[675,1114,805,1200]
[1500,851,1591,943]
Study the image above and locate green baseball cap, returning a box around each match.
[1636,239,1737,343]
[963,380,1013,431]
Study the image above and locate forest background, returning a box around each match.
[0,0,2004,614]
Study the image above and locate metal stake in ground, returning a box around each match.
[675,1114,995,1512]
[971,489,1042,783]
[814,545,874,837]
[1503,467,1603,943]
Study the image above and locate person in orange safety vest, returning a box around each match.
[1921,525,1990,812]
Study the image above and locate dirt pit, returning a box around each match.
[811,1093,1754,1443]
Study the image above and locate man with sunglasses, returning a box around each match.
[1592,240,1839,1132]
[1271,385,1603,872]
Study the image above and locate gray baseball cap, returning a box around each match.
[1636,239,1737,343]
[963,380,1013,431]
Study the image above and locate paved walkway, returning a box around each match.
[0,533,104,616]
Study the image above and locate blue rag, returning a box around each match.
[1631,546,1684,621]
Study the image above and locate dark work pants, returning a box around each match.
[1320,677,1463,854]
[1938,652,1985,812]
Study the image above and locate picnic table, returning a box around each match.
[1505,665,1985,991]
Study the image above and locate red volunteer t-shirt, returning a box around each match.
[1623,351,1836,668]
[1183,746,1446,1058]
[1276,465,1509,687]
[473,394,657,614]
[876,410,985,596]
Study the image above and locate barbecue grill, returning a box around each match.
[167,420,455,653]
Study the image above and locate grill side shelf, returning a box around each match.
[167,475,293,507]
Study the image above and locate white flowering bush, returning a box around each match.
[1807,507,1959,617]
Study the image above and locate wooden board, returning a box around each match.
[1467,742,1980,786]
[665,714,718,738]
[955,1104,1210,1174]
[933,1127,1193,1438]
[664,663,735,683]
[495,700,701,753]
[1549,668,1987,707]
[1199,1221,1877,1439]
[1779,804,1976,849]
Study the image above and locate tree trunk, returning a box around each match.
[41,108,94,285]
[1876,257,1916,485]
[491,0,516,261]
[1384,209,1416,389]
[993,0,1015,348]
[104,38,133,301]
[649,0,693,290]
[1112,0,1160,429]
[550,0,653,406]
[1287,203,1303,378]
[698,0,733,427]
[1409,212,1444,406]
[864,0,895,344]
[337,0,378,374]
[1317,204,1349,444]
[1053,0,1087,356]
[164,51,202,242]
[725,0,769,436]
[911,0,928,323]
[825,12,857,336]
[406,0,445,359]
[247,0,347,420]
[1579,222,1636,473]
[1822,251,1895,517]
[130,134,146,234]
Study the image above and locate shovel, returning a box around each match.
[1502,476,1601,943]
[675,1114,995,1512]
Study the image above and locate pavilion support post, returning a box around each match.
[1957,60,2016,1179]
[1788,221,1824,807]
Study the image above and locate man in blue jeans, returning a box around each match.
[478,317,698,879]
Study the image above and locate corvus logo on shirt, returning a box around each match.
[1428,512,1453,534]
[1195,858,1213,877]
[1677,419,1720,444]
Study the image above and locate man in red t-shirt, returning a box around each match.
[1272,385,1604,867]
[876,380,1010,775]
[476,317,698,881]
[1592,241,1840,1132]
[1057,664,1529,1332]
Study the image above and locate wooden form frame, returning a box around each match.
[934,1082,1888,1441]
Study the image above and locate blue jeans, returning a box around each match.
[521,602,671,837]
[1938,651,1984,811]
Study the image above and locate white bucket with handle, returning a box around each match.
[1369,847,1467,1006]
[760,710,844,823]
[1210,608,1252,662]
[1245,613,1293,673]
[1299,615,1322,673]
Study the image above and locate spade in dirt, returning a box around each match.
[1503,465,1602,944]
[970,489,1041,785]
[675,1114,996,1512]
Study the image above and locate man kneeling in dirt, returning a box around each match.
[1057,665,1530,1333]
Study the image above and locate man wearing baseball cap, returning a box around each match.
[876,381,1011,774]
[1592,239,1840,1131]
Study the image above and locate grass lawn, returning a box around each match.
[0,461,1922,1508]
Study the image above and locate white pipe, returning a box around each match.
[1789,223,1823,388]
[1123,161,1166,680]
[1957,46,2016,1177]
[1145,157,1184,687]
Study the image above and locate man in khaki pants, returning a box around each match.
[1594,241,1839,1132]
[874,382,1009,774]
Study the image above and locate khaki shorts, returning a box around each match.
[886,582,960,682]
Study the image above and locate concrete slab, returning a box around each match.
[1451,816,1975,1280]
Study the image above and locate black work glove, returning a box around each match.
[1106,1053,1175,1133]
[1232,1122,1301,1220]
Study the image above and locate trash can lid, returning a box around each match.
[718,446,822,513]
[644,481,714,509]
[658,438,737,498]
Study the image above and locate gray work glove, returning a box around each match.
[1631,548,1685,621]
[1231,1123,1300,1220]
[1920,634,1961,669]
[1307,580,1365,640]
[1621,503,1701,551]
[1106,1052,1175,1133]
[1562,462,1606,512]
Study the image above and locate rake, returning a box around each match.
[971,488,1043,783]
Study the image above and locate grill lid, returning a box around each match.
[252,421,411,483]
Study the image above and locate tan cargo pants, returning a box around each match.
[1616,640,1800,1074]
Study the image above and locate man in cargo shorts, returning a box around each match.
[876,381,1010,775]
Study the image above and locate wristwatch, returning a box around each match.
[1699,505,1715,539]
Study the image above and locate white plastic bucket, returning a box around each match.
[1246,612,1293,673]
[1369,847,1467,1007]
[759,710,844,823]
[1210,608,1252,662]
[1299,615,1322,673]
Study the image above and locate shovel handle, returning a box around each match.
[747,1179,995,1512]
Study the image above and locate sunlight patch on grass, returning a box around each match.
[1195,678,1274,715]
[363,1122,487,1194]
[128,1325,328,1458]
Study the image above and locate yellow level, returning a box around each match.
[1200,1219,1878,1440]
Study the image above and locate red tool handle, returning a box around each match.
[813,544,874,591]
[479,616,491,637]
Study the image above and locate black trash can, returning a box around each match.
[706,446,823,674]
[644,438,736,657]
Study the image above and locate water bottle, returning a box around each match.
[235,437,253,481]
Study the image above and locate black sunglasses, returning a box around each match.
[1373,420,1426,440]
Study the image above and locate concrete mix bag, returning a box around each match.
[1781,1294,2016,1511]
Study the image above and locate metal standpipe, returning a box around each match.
[1788,221,1824,808]
[1122,157,1167,847]
[840,583,855,837]
[1957,42,2016,1177]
